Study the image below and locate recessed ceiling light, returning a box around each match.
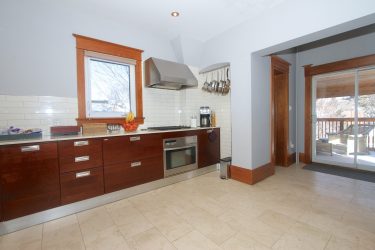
[171,11,180,17]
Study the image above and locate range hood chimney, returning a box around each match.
[144,57,198,90]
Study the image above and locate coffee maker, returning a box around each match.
[200,106,211,127]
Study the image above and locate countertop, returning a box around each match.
[0,127,219,146]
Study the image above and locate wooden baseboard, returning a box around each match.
[229,165,252,184]
[229,163,274,185]
[299,153,305,163]
[287,153,296,166]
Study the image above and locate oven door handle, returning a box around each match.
[164,145,196,151]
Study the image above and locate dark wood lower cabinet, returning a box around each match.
[60,167,104,205]
[0,142,60,221]
[198,128,221,168]
[104,156,163,193]
[0,128,220,221]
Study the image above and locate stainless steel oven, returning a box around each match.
[163,136,198,177]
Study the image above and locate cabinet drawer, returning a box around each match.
[104,156,163,193]
[60,167,104,205]
[59,153,103,173]
[58,139,102,157]
[103,134,162,165]
[0,142,58,168]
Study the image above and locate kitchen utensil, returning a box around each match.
[209,71,217,92]
[219,68,226,93]
[203,73,210,91]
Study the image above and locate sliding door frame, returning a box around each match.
[302,54,375,163]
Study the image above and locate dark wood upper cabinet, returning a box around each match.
[103,133,163,165]
[198,128,221,168]
[0,142,60,220]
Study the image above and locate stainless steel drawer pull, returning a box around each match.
[207,129,213,133]
[75,156,90,162]
[130,136,140,141]
[130,161,141,167]
[21,145,40,152]
[74,140,89,146]
[76,171,91,178]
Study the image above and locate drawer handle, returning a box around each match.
[130,136,140,142]
[74,140,89,147]
[75,156,90,162]
[207,129,213,133]
[130,161,141,167]
[20,145,40,152]
[76,171,91,178]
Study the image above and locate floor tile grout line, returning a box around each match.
[323,233,333,250]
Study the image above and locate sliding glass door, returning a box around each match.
[312,67,375,171]
[357,68,375,171]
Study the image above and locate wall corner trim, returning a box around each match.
[229,163,274,185]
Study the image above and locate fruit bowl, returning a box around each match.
[123,122,138,132]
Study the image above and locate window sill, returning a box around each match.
[76,117,144,126]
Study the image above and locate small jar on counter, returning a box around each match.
[211,111,216,127]
[190,116,197,128]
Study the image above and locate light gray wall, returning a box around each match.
[250,53,296,168]
[296,31,375,153]
[201,0,375,169]
[0,0,177,98]
[251,54,271,167]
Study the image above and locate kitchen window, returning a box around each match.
[74,34,144,125]
[85,52,136,118]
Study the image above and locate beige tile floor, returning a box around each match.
[1,163,375,250]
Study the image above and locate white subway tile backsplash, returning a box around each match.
[0,101,24,107]
[0,95,78,135]
[7,119,41,126]
[0,114,25,120]
[1,69,231,157]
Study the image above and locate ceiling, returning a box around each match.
[62,0,286,42]
[316,69,375,98]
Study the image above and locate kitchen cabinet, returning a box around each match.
[58,139,104,204]
[58,139,103,173]
[104,156,163,193]
[60,167,104,205]
[103,134,163,165]
[0,142,60,220]
[103,133,164,193]
[198,128,220,168]
[0,128,220,221]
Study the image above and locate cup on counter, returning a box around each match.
[190,116,197,128]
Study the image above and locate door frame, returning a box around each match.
[302,54,375,163]
[271,56,290,167]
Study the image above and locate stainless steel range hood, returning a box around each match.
[144,57,198,90]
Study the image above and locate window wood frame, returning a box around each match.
[73,34,144,125]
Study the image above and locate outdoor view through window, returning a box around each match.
[86,57,133,117]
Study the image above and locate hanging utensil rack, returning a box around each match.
[199,62,230,74]
[199,62,231,95]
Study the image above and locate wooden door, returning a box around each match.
[271,56,290,167]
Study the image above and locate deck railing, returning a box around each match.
[316,118,375,150]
